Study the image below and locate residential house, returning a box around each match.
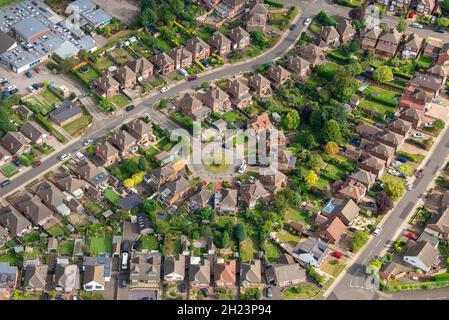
[126,57,154,81]
[400,107,424,128]
[227,79,252,109]
[15,105,32,120]
[240,259,262,287]
[403,241,439,272]
[214,259,237,287]
[0,206,32,237]
[94,73,120,98]
[376,29,402,59]
[16,194,53,226]
[83,264,105,291]
[248,73,272,97]
[228,26,250,50]
[315,216,346,244]
[75,160,110,192]
[168,46,193,70]
[320,26,340,47]
[55,171,85,199]
[414,0,436,14]
[95,141,120,167]
[159,177,191,207]
[0,131,31,155]
[180,93,211,121]
[333,178,367,203]
[110,130,138,158]
[247,113,272,134]
[265,263,306,287]
[163,254,186,281]
[378,130,405,151]
[409,72,444,98]
[366,143,395,165]
[130,252,162,286]
[276,149,297,172]
[135,212,153,235]
[427,64,448,82]
[322,197,360,226]
[114,65,137,89]
[201,87,232,113]
[117,192,143,212]
[214,0,247,19]
[209,31,232,56]
[360,155,386,178]
[215,188,238,213]
[189,258,210,288]
[293,237,329,267]
[336,19,356,44]
[24,264,48,292]
[361,27,381,50]
[128,119,154,146]
[144,162,184,189]
[239,180,271,209]
[287,55,312,80]
[20,121,47,144]
[54,262,80,292]
[399,86,433,111]
[0,146,11,167]
[259,169,288,194]
[35,181,71,217]
[350,169,376,190]
[389,118,413,136]
[268,64,291,87]
[49,100,84,127]
[402,33,423,59]
[186,37,211,61]
[152,52,175,75]
[356,122,383,141]
[437,42,449,65]
[189,186,214,210]
[246,13,268,33]
[423,39,443,60]
[425,208,449,239]
[0,262,18,293]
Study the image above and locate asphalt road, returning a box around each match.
[327,124,449,300]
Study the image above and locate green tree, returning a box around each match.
[385,179,405,200]
[316,10,337,26]
[282,109,300,130]
[156,220,170,234]
[373,65,394,83]
[241,288,261,300]
[434,119,445,130]
[437,17,449,28]
[78,49,89,61]
[396,19,407,32]
[250,30,269,48]
[234,224,247,243]
[140,8,157,26]
[351,231,369,252]
[304,170,318,186]
[142,199,158,214]
[104,25,111,37]
[307,154,325,172]
[305,134,317,149]
[138,155,147,171]
[159,98,168,109]
[221,231,230,248]
[379,22,389,32]
[322,119,342,144]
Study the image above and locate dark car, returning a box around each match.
[10,88,18,95]
[394,12,402,17]
[266,287,273,298]
[348,226,358,233]
[25,71,33,78]
[201,288,209,297]
[396,156,408,163]
[365,201,376,208]
[1,180,11,188]
[187,75,198,81]
[55,294,66,300]
[126,104,135,112]
[133,239,142,250]
[13,159,22,167]
[1,91,11,99]
[435,27,445,33]
[42,293,50,300]
[289,24,296,31]
[415,169,423,178]
[179,283,186,293]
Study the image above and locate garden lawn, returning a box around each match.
[320,259,345,277]
[382,173,406,187]
[364,85,401,101]
[277,230,300,246]
[416,55,433,69]
[0,251,21,266]
[265,242,281,262]
[239,236,259,262]
[111,94,132,109]
[95,57,115,72]
[47,222,66,237]
[222,111,246,124]
[164,236,182,255]
[282,284,321,300]
[58,240,75,257]
[0,164,19,178]
[147,76,166,88]
[63,113,92,136]
[74,64,101,84]
[141,234,160,251]
[89,237,112,254]
[359,98,396,114]
[22,89,61,115]
[284,208,311,224]
[84,201,105,215]
[103,188,122,205]
[216,216,234,228]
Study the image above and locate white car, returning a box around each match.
[75,151,85,160]
[413,132,425,138]
[237,164,247,174]
[424,122,434,128]
[304,17,312,26]
[431,16,437,24]
[83,139,94,146]
[389,5,394,11]
[373,227,382,236]
[26,86,35,93]
[411,23,423,29]
[387,169,400,176]
[179,68,189,77]
[59,153,71,161]
[248,176,256,183]
[406,183,414,191]
[5,85,16,92]
[160,86,169,93]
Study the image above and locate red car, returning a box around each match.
[34,66,41,73]
[32,160,41,168]
[415,169,423,178]
[409,11,414,18]
[406,232,417,240]
[187,75,198,81]
[331,251,343,259]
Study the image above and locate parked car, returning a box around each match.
[55,294,66,300]
[42,293,50,300]
[13,159,22,167]
[248,176,256,183]
[331,251,343,259]
[160,86,169,93]
[32,160,41,168]
[415,169,423,178]
[34,66,41,73]
[58,153,71,161]
[389,5,394,11]
[83,139,94,146]
[125,104,135,112]
[365,201,376,208]
[348,226,358,233]
[1,79,9,86]
[413,132,425,138]
[424,122,434,128]
[394,12,402,17]
[25,71,33,78]
[406,232,417,240]
[75,151,85,160]
[9,88,18,95]
[179,68,188,77]
[411,22,423,29]
[396,156,408,163]
[1,91,11,99]
[435,27,445,33]
[201,59,209,68]
[431,16,437,24]
[289,23,297,30]
[387,169,400,176]
[201,288,209,297]
[187,75,198,81]
[304,18,312,26]
[266,287,273,298]
[26,86,35,93]
[179,283,186,293]
[72,295,78,300]
[0,180,12,188]
[406,183,414,191]
[373,227,382,236]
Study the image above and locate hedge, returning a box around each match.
[365,94,398,108]
[327,51,351,63]
[394,72,413,80]
[335,0,363,8]
[382,280,449,292]
[34,114,66,143]
[264,0,284,8]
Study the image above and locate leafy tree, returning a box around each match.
[138,155,147,171]
[347,62,362,76]
[132,172,145,185]
[324,141,339,155]
[198,207,216,222]
[282,109,300,130]
[305,134,318,150]
[159,98,168,109]
[331,66,356,101]
[156,220,170,235]
[434,119,445,130]
[241,288,261,300]
[159,5,175,23]
[78,49,89,61]
[373,66,394,83]
[0,109,15,137]
[304,170,318,186]
[250,30,269,48]
[385,179,405,201]
[437,17,449,28]
[349,7,365,20]
[140,8,157,26]
[396,19,407,32]
[104,25,111,37]
[59,57,76,73]
[220,231,230,248]
[379,22,389,32]
[141,0,156,10]
[322,119,342,144]
[351,231,369,252]
[123,179,134,188]
[234,224,247,243]
[368,258,383,273]
[142,199,158,214]
[375,192,393,214]
[307,154,325,172]
[352,19,364,31]
[316,10,337,26]
[300,104,314,123]
[310,110,324,130]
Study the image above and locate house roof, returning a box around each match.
[75,159,108,184]
[247,13,267,28]
[268,64,290,81]
[404,241,439,268]
[181,93,204,111]
[379,29,402,45]
[362,27,381,40]
[117,192,143,211]
[410,72,444,92]
[427,64,449,79]
[240,259,262,284]
[404,33,423,50]
[336,19,356,38]
[247,113,272,132]
[369,143,395,158]
[228,26,250,43]
[84,264,105,286]
[1,131,30,154]
[95,73,119,89]
[17,195,53,225]
[152,52,175,68]
[427,208,449,235]
[278,253,295,265]
[239,180,270,201]
[321,25,340,42]
[250,2,269,15]
[248,73,271,90]
[214,260,237,283]
[54,263,80,290]
[165,177,191,195]
[220,188,238,208]
[114,65,136,83]
[380,130,404,145]
[190,187,213,208]
[0,206,31,237]
[96,140,119,158]
[389,118,413,133]
[401,107,424,121]
[126,57,153,75]
[130,252,162,282]
[111,130,137,150]
[189,259,210,285]
[163,254,186,278]
[49,100,83,124]
[356,122,383,140]
[203,87,230,104]
[227,79,250,98]
[209,31,232,49]
[20,121,44,143]
[294,237,329,264]
[350,169,376,187]
[128,119,152,139]
[0,262,17,288]
[362,155,386,170]
[266,263,306,284]
[334,197,360,222]
[318,216,346,242]
[24,264,48,290]
[55,171,85,194]
[35,181,65,207]
[186,37,211,56]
